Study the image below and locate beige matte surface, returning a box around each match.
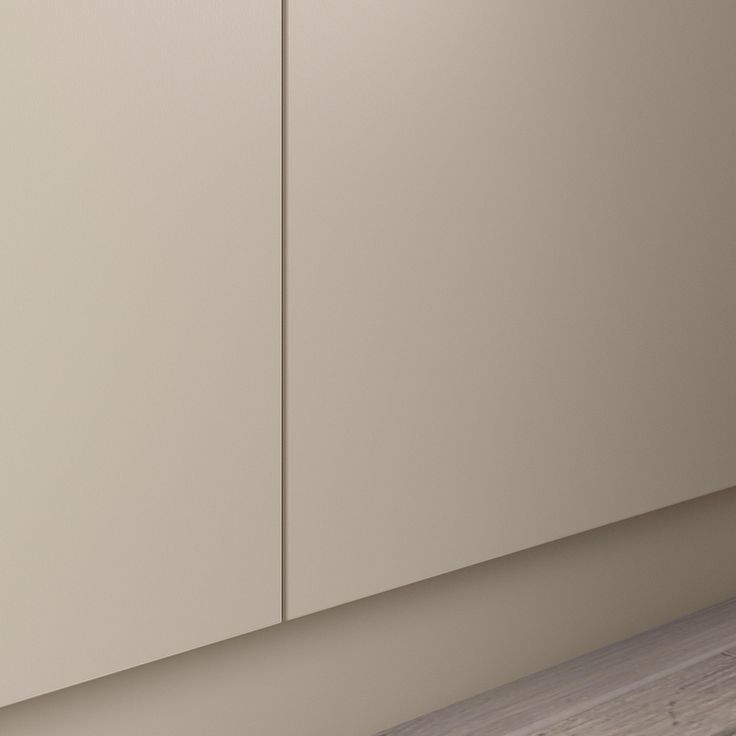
[380,592,736,735]
[286,0,736,617]
[0,0,281,706]
[1,486,736,736]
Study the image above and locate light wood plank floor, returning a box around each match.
[378,598,736,736]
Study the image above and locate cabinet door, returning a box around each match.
[0,1,280,706]
[286,0,736,618]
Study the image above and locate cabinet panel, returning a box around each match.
[286,0,736,618]
[0,1,281,705]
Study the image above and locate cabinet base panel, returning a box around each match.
[1,486,736,736]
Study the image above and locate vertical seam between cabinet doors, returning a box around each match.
[280,0,287,623]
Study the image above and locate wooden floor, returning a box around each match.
[378,597,736,736]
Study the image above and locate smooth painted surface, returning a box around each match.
[286,0,736,617]
[0,1,281,706]
[1,486,736,736]
[380,591,736,735]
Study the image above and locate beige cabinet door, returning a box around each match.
[286,0,736,618]
[0,1,280,706]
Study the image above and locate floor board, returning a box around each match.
[541,650,736,736]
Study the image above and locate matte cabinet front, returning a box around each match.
[0,1,281,705]
[286,0,736,618]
